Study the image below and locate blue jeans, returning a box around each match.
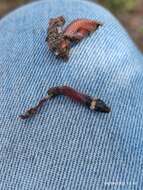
[0,0,143,189]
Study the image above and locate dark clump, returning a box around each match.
[46,16,103,60]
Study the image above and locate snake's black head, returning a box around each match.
[90,99,111,113]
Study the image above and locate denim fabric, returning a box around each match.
[0,0,143,189]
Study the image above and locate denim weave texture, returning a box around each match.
[0,0,143,189]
